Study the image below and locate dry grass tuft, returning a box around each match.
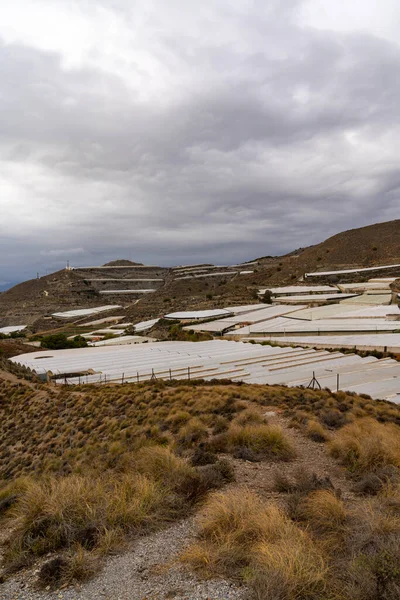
[305,420,331,443]
[298,490,348,534]
[329,418,400,474]
[182,488,327,599]
[224,424,295,461]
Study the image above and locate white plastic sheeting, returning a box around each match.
[274,293,359,303]
[269,334,400,353]
[306,264,400,277]
[10,340,400,402]
[133,319,160,332]
[259,285,337,295]
[99,290,154,294]
[183,305,307,332]
[340,294,392,305]
[52,306,121,318]
[290,304,400,321]
[90,336,154,347]
[0,325,26,334]
[165,309,233,320]
[226,317,400,336]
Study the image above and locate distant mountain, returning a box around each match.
[103,260,144,266]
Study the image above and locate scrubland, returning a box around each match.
[0,375,399,598]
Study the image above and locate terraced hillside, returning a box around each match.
[2,220,400,329]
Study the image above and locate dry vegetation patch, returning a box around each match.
[329,418,400,475]
[1,374,400,596]
[182,488,328,599]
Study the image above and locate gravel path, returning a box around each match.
[0,519,247,600]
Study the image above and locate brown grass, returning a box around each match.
[298,490,348,535]
[329,418,400,474]
[182,488,328,598]
[305,420,331,443]
[1,448,234,583]
[222,424,295,461]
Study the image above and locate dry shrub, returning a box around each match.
[224,424,295,461]
[352,467,399,496]
[135,446,193,486]
[298,490,348,534]
[305,420,330,443]
[176,417,209,448]
[338,499,400,599]
[232,408,266,427]
[182,488,327,599]
[190,445,218,467]
[38,546,99,588]
[330,419,400,474]
[251,536,328,600]
[273,471,295,493]
[107,474,162,530]
[319,408,348,429]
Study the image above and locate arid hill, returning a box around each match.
[2,219,400,328]
[298,219,400,269]
[103,259,144,266]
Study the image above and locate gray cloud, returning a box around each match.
[1,0,400,286]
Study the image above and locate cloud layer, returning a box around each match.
[1,0,400,286]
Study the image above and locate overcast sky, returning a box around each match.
[1,0,400,288]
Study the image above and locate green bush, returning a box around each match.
[41,334,88,350]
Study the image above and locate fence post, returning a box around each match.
[188,366,190,381]
[169,368,172,381]
[137,372,139,383]
[122,373,124,384]
[337,373,340,392]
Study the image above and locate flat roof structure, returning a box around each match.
[224,304,269,315]
[369,278,397,283]
[225,317,400,336]
[340,294,392,305]
[183,305,307,332]
[259,285,338,296]
[338,282,391,293]
[175,272,237,280]
[78,316,125,327]
[268,334,400,353]
[99,289,155,294]
[165,309,233,320]
[91,328,127,336]
[182,320,239,333]
[73,265,159,270]
[52,306,121,319]
[133,318,159,332]
[0,325,26,335]
[306,263,400,277]
[10,340,400,402]
[90,336,155,347]
[274,293,359,304]
[85,279,162,282]
[291,304,400,321]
